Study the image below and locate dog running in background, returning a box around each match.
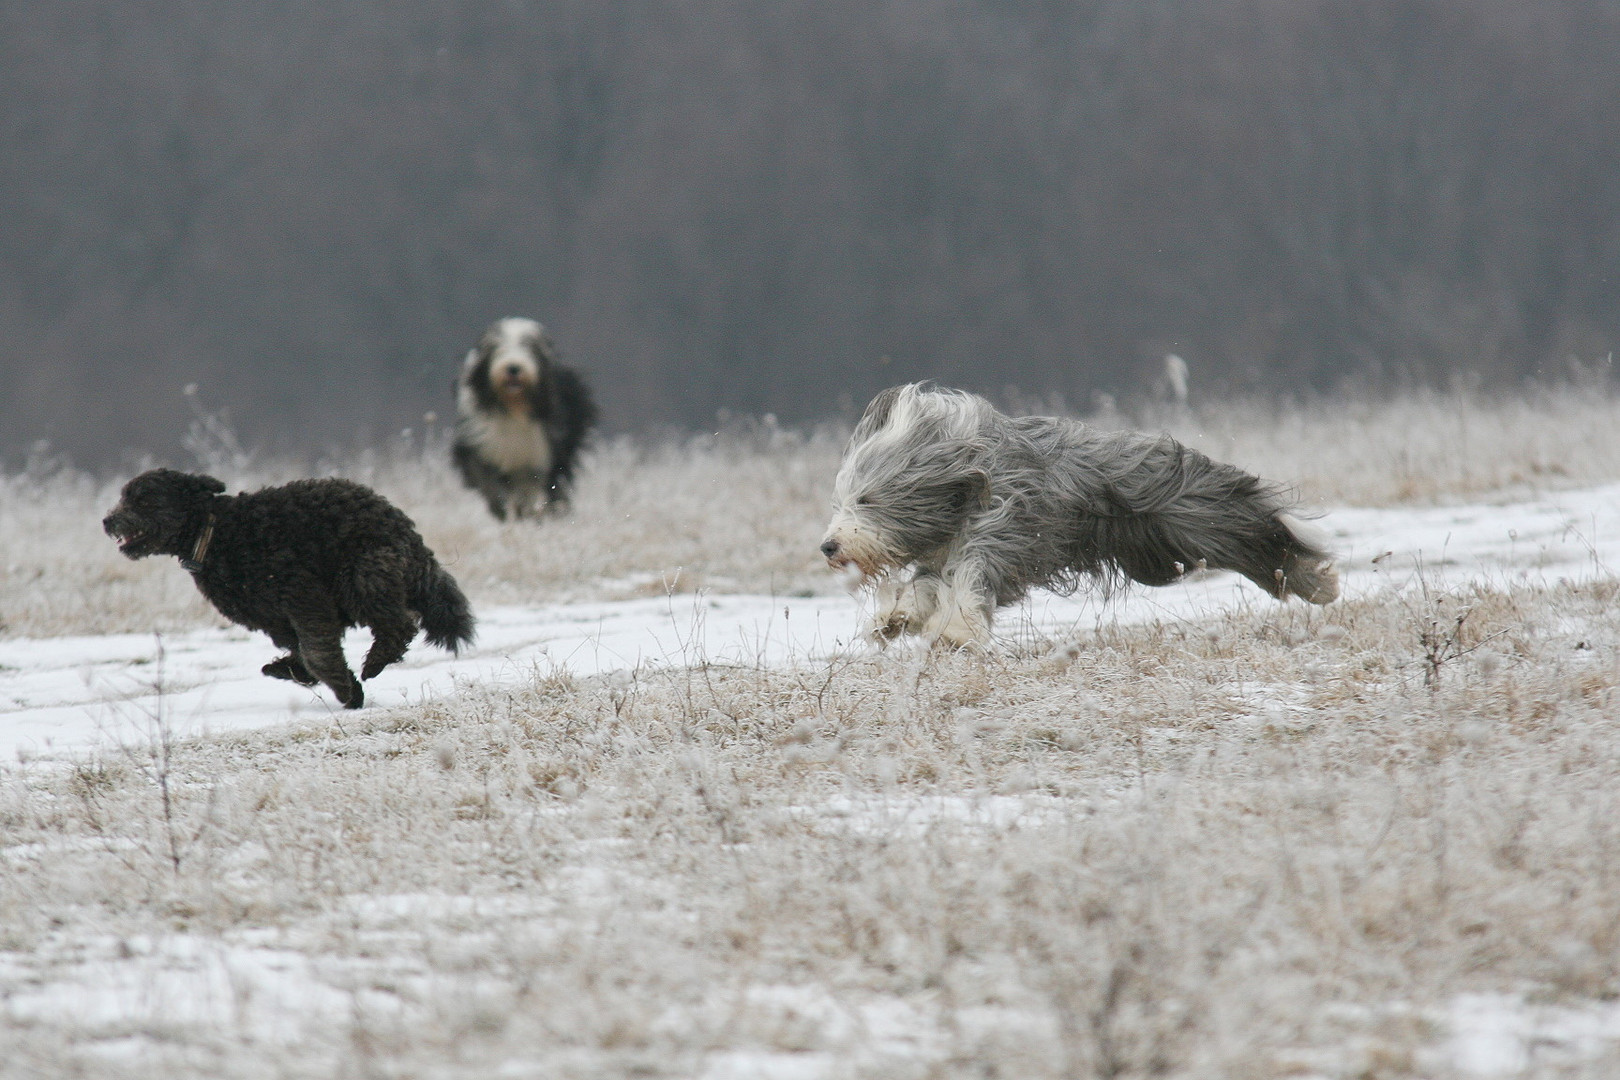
[452,317,597,520]
[103,469,476,709]
[819,383,1338,648]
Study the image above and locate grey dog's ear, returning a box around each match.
[853,385,905,439]
[957,467,991,511]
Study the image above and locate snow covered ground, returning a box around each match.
[5,481,1620,764]
[6,482,1620,1077]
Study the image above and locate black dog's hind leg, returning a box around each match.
[341,554,422,681]
[290,610,364,709]
[360,610,418,681]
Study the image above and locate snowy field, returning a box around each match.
[5,482,1620,763]
[6,391,1620,1078]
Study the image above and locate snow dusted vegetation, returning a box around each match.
[6,387,1620,1077]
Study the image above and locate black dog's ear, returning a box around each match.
[197,473,226,495]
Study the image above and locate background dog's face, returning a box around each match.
[102,469,226,559]
[821,385,991,579]
[463,317,553,412]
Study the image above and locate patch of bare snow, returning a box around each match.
[0,933,382,1046]
[1433,992,1620,1076]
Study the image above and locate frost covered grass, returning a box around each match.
[6,384,1620,1075]
[1140,379,1620,507]
[10,382,1620,641]
[3,575,1620,1076]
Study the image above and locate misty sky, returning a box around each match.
[3,0,1617,467]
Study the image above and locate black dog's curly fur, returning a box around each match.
[103,469,476,709]
[452,317,597,520]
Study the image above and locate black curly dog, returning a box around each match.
[103,469,476,709]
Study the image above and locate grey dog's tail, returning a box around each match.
[415,563,477,653]
[1083,432,1339,605]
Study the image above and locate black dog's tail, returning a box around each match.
[415,563,476,653]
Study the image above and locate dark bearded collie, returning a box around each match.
[452,317,598,520]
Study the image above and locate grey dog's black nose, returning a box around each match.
[820,539,841,558]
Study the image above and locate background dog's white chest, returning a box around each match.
[475,412,553,474]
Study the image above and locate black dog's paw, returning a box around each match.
[341,683,365,709]
[360,658,387,681]
[262,655,317,685]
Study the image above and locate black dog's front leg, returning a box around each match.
[262,624,316,684]
[262,654,317,685]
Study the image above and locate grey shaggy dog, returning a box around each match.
[819,384,1338,647]
[452,317,597,520]
[103,469,476,709]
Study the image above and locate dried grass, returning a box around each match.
[9,383,1620,640]
[4,388,1620,1075]
[2,575,1618,1076]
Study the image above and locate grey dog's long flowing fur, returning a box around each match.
[821,384,1337,646]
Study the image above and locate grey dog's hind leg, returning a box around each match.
[1081,433,1337,606]
[919,557,994,648]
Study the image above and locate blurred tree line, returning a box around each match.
[2,0,1618,465]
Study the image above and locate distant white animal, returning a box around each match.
[1155,353,1189,404]
[452,317,597,520]
[819,383,1337,648]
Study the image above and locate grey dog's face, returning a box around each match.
[821,471,986,579]
[820,385,990,580]
[819,500,896,582]
[102,469,225,560]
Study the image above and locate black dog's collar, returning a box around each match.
[179,512,216,573]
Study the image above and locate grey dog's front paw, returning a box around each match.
[867,585,917,645]
[868,612,911,645]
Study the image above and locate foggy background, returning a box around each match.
[3,0,1618,468]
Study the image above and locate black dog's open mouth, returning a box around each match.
[110,526,148,554]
